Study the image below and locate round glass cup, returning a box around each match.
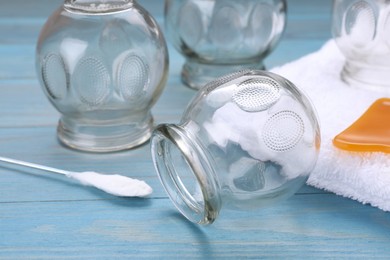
[36,0,169,152]
[333,0,390,93]
[151,70,321,225]
[165,0,286,90]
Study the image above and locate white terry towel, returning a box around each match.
[271,40,390,211]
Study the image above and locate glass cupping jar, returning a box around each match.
[36,0,169,152]
[151,70,321,225]
[164,0,286,89]
[332,0,390,93]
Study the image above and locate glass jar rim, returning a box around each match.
[151,124,221,225]
[64,0,134,14]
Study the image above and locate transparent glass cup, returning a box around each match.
[151,70,321,225]
[333,0,390,93]
[36,0,169,152]
[165,0,286,90]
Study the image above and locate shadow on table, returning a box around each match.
[165,211,215,257]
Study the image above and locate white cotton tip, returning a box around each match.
[69,171,153,197]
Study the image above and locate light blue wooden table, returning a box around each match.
[1,0,390,258]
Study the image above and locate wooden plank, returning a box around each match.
[0,39,329,79]
[0,80,57,126]
[0,124,325,203]
[0,127,166,202]
[0,0,333,79]
[0,76,192,128]
[0,194,389,258]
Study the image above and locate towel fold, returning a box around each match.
[271,40,390,211]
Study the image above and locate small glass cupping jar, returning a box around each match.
[151,70,321,225]
[165,0,287,90]
[36,0,169,152]
[333,0,390,94]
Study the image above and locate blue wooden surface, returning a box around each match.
[1,0,390,258]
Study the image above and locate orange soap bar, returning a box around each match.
[333,98,390,153]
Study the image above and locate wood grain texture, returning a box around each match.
[1,195,390,258]
[1,0,390,258]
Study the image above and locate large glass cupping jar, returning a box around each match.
[36,0,169,152]
[151,70,321,225]
[333,0,390,93]
[165,0,286,90]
